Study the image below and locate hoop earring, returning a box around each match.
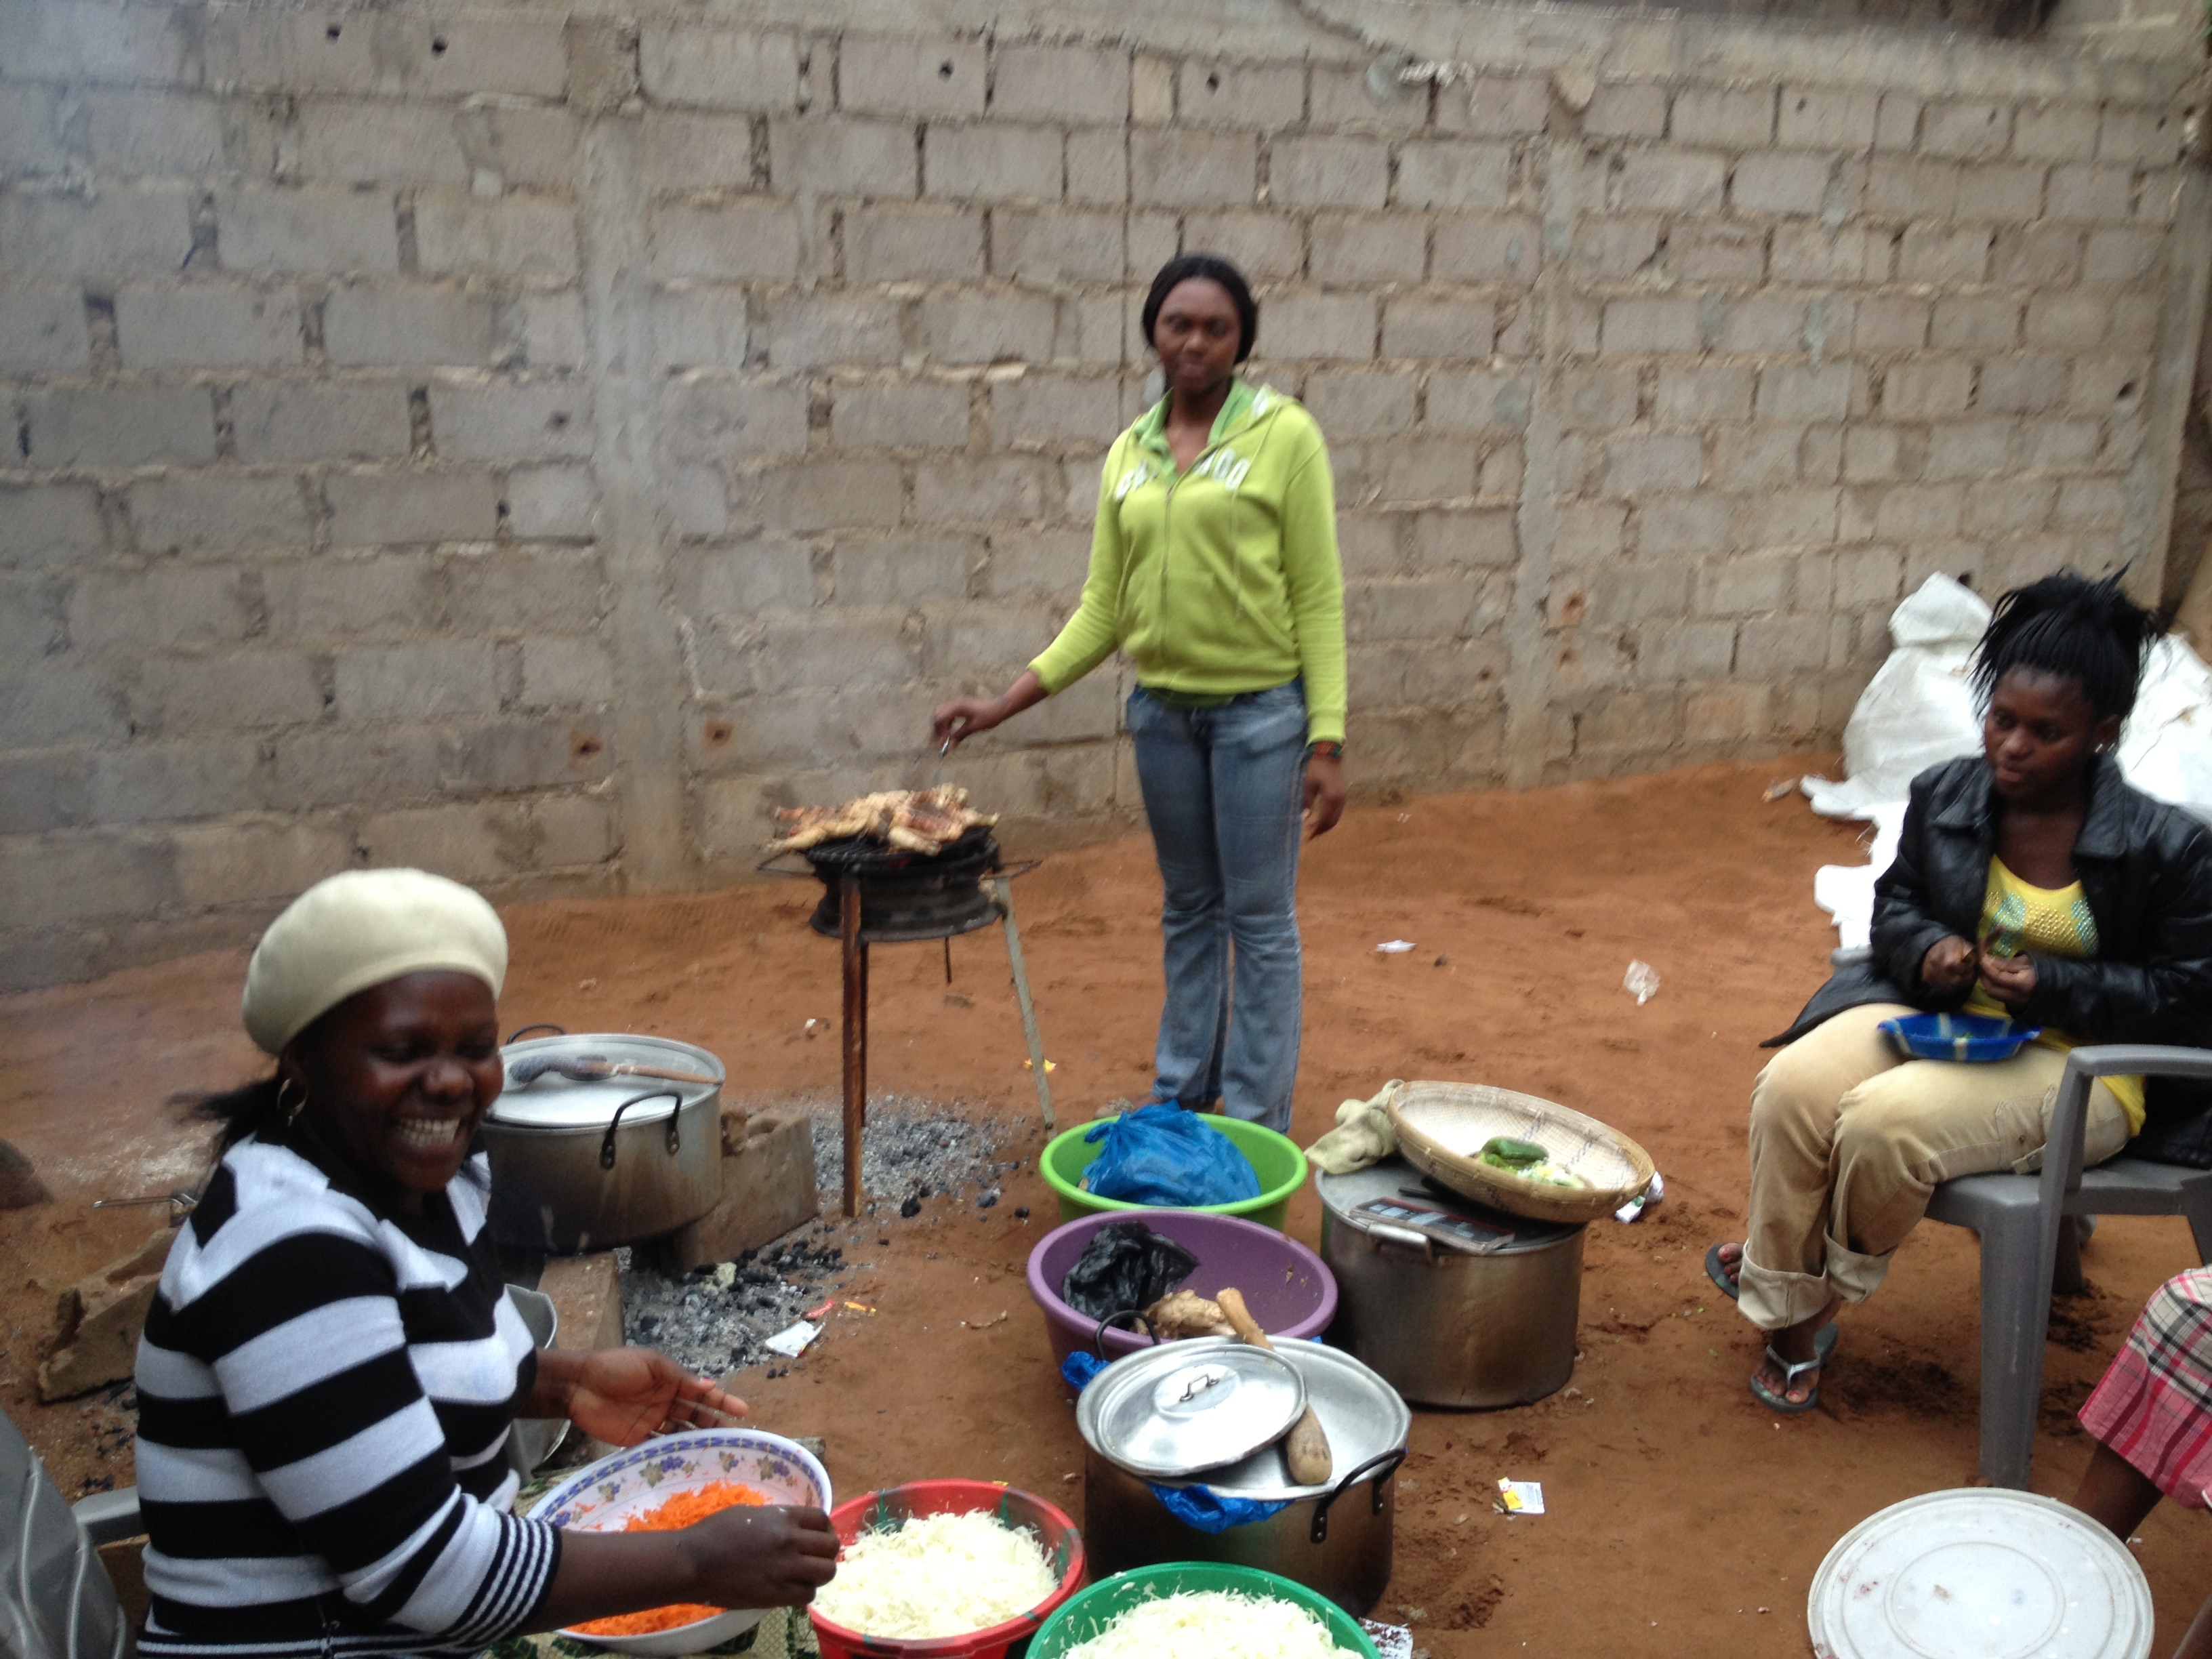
[276,1078,308,1127]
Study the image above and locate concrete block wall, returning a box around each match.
[0,0,2201,988]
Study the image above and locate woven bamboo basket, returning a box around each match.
[1385,1080,1656,1225]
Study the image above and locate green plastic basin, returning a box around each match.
[1038,1114,1307,1233]
[1028,1563,1380,1657]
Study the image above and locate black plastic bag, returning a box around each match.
[1059,1220,1200,1322]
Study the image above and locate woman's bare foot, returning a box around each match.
[1714,1242,1742,1288]
[1751,1296,1843,1408]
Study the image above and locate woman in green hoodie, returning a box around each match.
[931,254,1347,1133]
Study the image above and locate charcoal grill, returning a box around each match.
[762,828,1051,1217]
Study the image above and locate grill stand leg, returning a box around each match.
[840,873,868,1218]
[993,877,1052,1131]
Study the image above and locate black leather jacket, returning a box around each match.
[1771,755,2212,1162]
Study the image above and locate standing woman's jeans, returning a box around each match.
[1126,680,1309,1133]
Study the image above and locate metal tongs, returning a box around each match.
[93,1188,200,1226]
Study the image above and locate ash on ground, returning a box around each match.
[618,1101,1027,1378]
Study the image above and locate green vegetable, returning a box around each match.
[1478,1136,1551,1171]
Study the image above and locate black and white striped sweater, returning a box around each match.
[134,1131,560,1659]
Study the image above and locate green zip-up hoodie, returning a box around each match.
[1028,380,1348,745]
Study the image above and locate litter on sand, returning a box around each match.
[1360,1620,1415,1659]
[1615,1170,1665,1224]
[763,1319,820,1357]
[1496,1479,1544,1515]
[1375,940,1418,954]
[1622,960,1660,1004]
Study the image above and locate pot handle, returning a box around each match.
[1092,1308,1157,1359]
[599,1090,683,1170]
[506,1023,567,1044]
[1307,1447,1407,1544]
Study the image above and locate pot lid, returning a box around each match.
[1317,1158,1582,1252]
[489,1034,722,1129]
[1808,1489,2152,1659]
[1081,1342,1306,1480]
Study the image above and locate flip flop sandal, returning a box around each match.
[1706,1242,1742,1301]
[1750,1341,1826,1415]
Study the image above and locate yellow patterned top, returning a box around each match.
[1964,857,2144,1132]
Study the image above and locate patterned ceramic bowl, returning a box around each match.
[527,1429,833,1656]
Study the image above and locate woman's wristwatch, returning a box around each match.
[1309,741,1345,760]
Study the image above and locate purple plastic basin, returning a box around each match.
[1025,1209,1339,1369]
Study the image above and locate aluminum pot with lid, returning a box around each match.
[485,1029,724,1254]
[1078,1336,1409,1617]
[1319,1158,1584,1408]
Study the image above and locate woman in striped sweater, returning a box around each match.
[134,869,836,1659]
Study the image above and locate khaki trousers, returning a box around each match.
[1739,1003,2130,1331]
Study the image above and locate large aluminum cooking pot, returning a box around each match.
[485,1029,723,1254]
[1319,1158,1584,1408]
[1078,1337,1408,1617]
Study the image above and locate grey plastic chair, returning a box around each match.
[3,1406,138,1659]
[1923,1044,2212,1489]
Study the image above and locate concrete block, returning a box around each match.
[1,663,127,747]
[1435,73,1549,138]
[1572,216,1662,281]
[0,483,104,571]
[1605,432,1704,494]
[1733,152,1831,217]
[1669,221,1767,282]
[1265,291,1376,361]
[1992,226,2084,287]
[1360,576,1481,639]
[760,292,903,369]
[1638,495,1734,557]
[414,194,577,281]
[1431,213,1542,283]
[1600,295,1698,354]
[327,470,504,546]
[2099,107,2181,167]
[833,380,972,451]
[649,201,802,283]
[1671,86,1774,148]
[323,285,507,368]
[1925,420,2018,479]
[1964,474,2055,533]
[649,289,751,374]
[1306,213,1425,285]
[920,291,1058,364]
[1130,129,1255,207]
[1616,151,1725,213]
[36,1229,171,1402]
[230,382,411,462]
[539,1252,624,1351]
[1584,562,1691,628]
[640,26,799,110]
[1737,487,1840,548]
[913,455,1054,525]
[336,642,497,721]
[990,374,1120,445]
[926,125,1063,203]
[1131,55,1174,125]
[640,111,759,194]
[263,555,439,642]
[663,1108,821,1272]
[694,541,816,613]
[2083,228,2163,285]
[769,117,919,199]
[832,536,979,605]
[1881,359,1973,419]
[22,386,215,468]
[1771,224,1885,284]
[1853,295,1930,352]
[129,651,323,735]
[215,186,397,277]
[1931,295,2021,351]
[523,293,588,371]
[842,36,985,119]
[1066,130,1127,205]
[741,458,905,533]
[991,209,1122,285]
[1874,482,1965,538]
[357,795,614,880]
[518,637,613,708]
[0,1,192,83]
[1553,500,1627,567]
[1304,369,1418,437]
[1756,363,1852,422]
[1395,140,1511,210]
[1177,60,1305,131]
[1866,157,1959,218]
[0,186,194,276]
[1711,293,1817,354]
[661,380,808,463]
[1557,365,1639,432]
[171,820,352,907]
[1656,365,1753,424]
[1380,294,1492,359]
[1696,550,1795,615]
[1639,621,1735,681]
[66,565,254,655]
[432,382,594,463]
[1779,86,1879,152]
[1422,369,1530,434]
[1585,83,1666,140]
[1921,100,2011,160]
[848,205,985,281]
[1272,136,1388,210]
[116,284,302,371]
[2012,103,2099,161]
[289,99,470,188]
[1897,226,1990,284]
[1958,162,2047,225]
[2055,475,2126,527]
[127,474,310,556]
[1980,357,2067,414]
[0,282,89,373]
[1842,426,1907,483]
[1181,211,1303,281]
[981,527,1088,598]
[922,605,1061,676]
[992,43,1130,127]
[750,612,920,689]
[2020,416,2102,468]
[85,737,261,825]
[1738,614,1830,676]
[504,466,598,539]
[1875,92,1921,151]
[2047,164,2135,223]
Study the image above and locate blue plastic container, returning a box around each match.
[1879,1012,2043,1063]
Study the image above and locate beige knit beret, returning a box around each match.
[241,868,508,1055]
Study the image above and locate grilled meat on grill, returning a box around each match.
[768,786,998,856]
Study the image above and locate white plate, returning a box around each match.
[1809,1488,2151,1659]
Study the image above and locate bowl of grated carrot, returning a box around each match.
[526,1427,833,1656]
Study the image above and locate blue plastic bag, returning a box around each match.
[1146,1482,1292,1534]
[1081,1105,1261,1208]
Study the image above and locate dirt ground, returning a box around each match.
[6,756,2208,1656]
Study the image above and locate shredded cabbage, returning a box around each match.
[1060,1589,1343,1658]
[811,1510,1057,1639]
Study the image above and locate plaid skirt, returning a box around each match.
[2079,1265,2212,1509]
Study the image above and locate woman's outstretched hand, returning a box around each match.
[681,1504,840,1608]
[537,1346,748,1446]
[933,670,1047,750]
[1921,935,1980,994]
[1303,752,1346,840]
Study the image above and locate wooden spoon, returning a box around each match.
[1215,1287,1332,1486]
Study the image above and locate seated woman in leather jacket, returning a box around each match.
[1708,571,2212,1414]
